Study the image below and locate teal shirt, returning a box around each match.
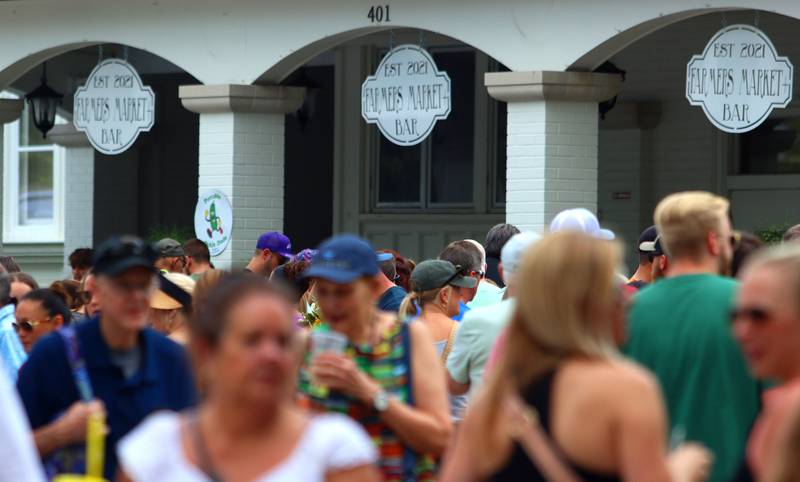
[624,274,759,482]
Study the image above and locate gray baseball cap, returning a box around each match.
[155,238,184,258]
[410,260,478,292]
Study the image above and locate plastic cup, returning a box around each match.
[309,330,348,397]
[311,330,348,356]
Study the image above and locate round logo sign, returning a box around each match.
[686,24,793,133]
[73,58,155,155]
[194,190,233,257]
[361,44,451,146]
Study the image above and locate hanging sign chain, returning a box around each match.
[98,44,104,63]
[418,30,426,49]
[389,30,396,50]
[754,10,760,27]
[721,11,728,27]
[124,45,130,62]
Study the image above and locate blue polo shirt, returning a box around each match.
[17,317,197,479]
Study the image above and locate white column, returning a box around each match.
[179,84,304,270]
[485,71,622,232]
[49,124,94,278]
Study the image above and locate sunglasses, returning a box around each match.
[13,318,52,333]
[730,307,773,325]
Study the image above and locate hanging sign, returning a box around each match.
[194,189,233,257]
[73,58,155,155]
[361,44,451,146]
[686,24,793,133]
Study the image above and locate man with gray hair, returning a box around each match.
[438,240,483,321]
[463,239,504,309]
[446,232,540,400]
[0,270,26,382]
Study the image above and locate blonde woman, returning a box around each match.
[440,231,710,482]
[399,259,477,420]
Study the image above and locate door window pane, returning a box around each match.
[429,51,475,204]
[18,150,54,224]
[378,140,421,204]
[739,118,800,174]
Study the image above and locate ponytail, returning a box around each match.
[399,291,421,318]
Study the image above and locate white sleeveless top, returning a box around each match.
[118,411,377,482]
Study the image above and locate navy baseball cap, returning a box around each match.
[256,232,293,259]
[640,235,664,257]
[304,234,382,283]
[93,235,158,277]
[637,226,659,254]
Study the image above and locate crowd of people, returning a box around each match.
[0,190,799,481]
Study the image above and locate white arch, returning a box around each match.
[0,1,798,88]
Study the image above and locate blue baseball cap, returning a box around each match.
[304,234,382,283]
[256,231,293,259]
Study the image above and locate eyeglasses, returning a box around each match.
[730,306,773,326]
[12,318,52,333]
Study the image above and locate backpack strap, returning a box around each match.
[58,327,93,402]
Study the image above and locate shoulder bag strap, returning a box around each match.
[58,326,93,402]
[188,411,225,482]
[439,322,458,365]
[508,394,584,482]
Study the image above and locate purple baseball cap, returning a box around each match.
[256,231,293,259]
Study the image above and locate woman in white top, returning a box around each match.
[117,275,379,482]
[399,259,477,420]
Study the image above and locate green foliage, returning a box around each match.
[145,225,194,244]
[755,223,791,245]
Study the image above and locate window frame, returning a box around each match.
[2,94,66,244]
[371,45,480,211]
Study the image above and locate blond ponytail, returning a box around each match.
[399,291,421,318]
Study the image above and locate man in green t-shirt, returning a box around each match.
[624,191,760,482]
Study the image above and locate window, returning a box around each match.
[3,93,65,243]
[375,50,476,208]
[736,117,800,174]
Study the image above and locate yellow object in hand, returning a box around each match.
[52,410,109,482]
[86,410,106,478]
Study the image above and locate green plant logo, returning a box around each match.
[204,201,223,239]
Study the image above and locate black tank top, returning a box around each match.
[486,369,622,482]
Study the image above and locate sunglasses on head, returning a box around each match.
[12,318,51,333]
[730,307,772,325]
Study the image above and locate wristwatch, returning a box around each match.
[373,388,390,412]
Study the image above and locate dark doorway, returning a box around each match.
[93,73,199,244]
[283,65,335,251]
